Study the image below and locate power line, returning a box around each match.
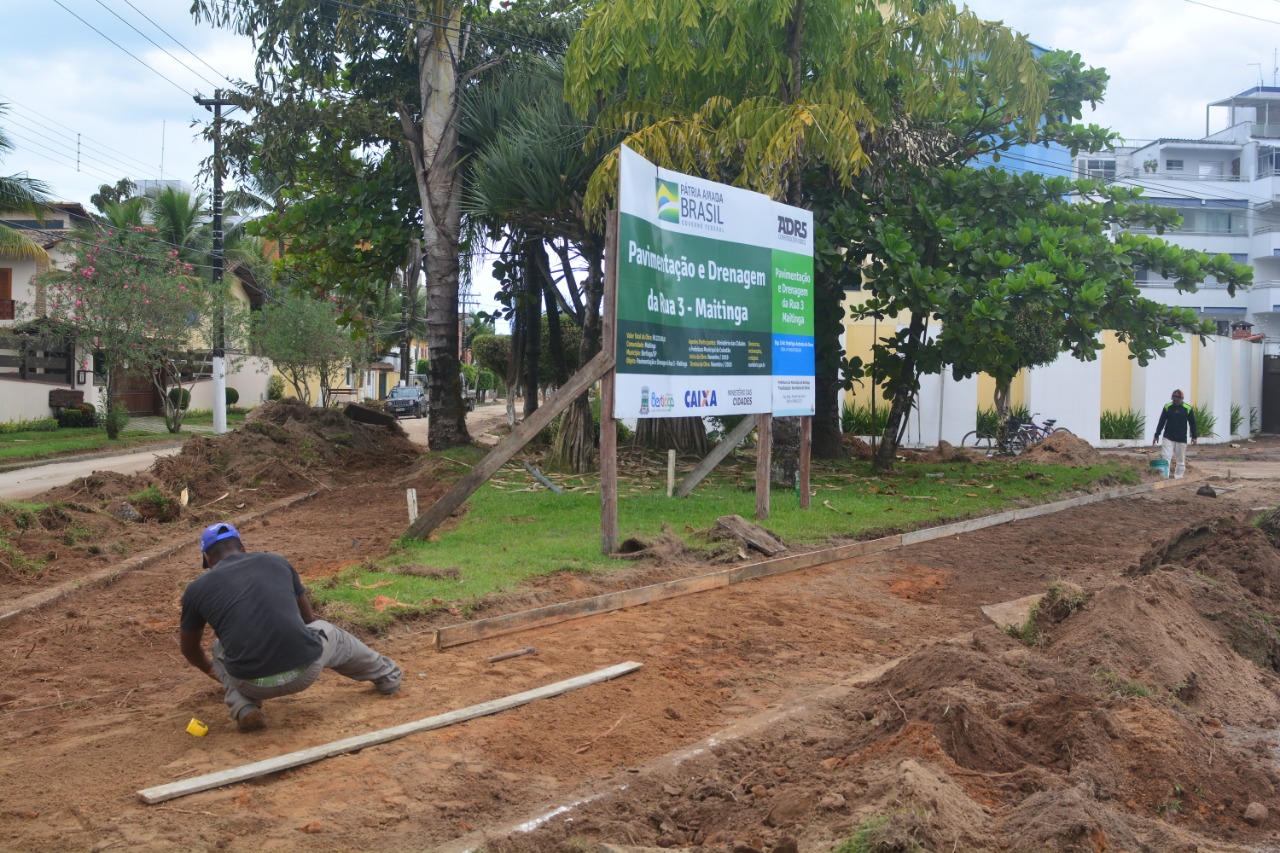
[0,94,163,176]
[1179,0,1280,26]
[116,0,240,88]
[91,0,223,91]
[2,112,160,183]
[51,0,194,98]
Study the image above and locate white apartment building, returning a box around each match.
[1075,86,1280,344]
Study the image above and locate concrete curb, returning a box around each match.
[0,490,320,624]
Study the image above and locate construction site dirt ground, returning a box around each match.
[2,409,1280,853]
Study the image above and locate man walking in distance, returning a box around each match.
[1153,388,1198,480]
[180,523,402,732]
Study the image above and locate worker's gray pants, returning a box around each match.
[1161,438,1188,479]
[212,620,401,723]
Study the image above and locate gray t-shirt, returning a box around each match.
[180,551,323,679]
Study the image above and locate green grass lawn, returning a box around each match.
[0,428,174,464]
[311,452,1138,629]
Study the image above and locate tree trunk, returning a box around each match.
[548,395,596,473]
[404,16,468,450]
[634,417,708,456]
[520,246,541,419]
[811,269,846,459]
[546,237,605,474]
[873,311,927,472]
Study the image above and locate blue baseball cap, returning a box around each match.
[200,523,241,552]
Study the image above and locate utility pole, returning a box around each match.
[195,90,235,434]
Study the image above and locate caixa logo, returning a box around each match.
[684,389,718,408]
[777,214,807,240]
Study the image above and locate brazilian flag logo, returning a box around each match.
[656,179,680,224]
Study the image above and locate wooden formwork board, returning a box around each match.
[433,477,1185,651]
[137,661,642,804]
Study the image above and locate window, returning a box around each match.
[0,268,11,321]
[1133,267,1149,283]
[1229,253,1249,265]
[1079,158,1115,180]
[1166,159,1184,171]
[1199,161,1224,178]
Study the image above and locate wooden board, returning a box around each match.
[715,514,785,556]
[431,479,1168,650]
[405,349,614,540]
[137,661,643,804]
[675,414,756,498]
[436,574,729,649]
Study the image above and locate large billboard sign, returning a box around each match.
[615,145,815,419]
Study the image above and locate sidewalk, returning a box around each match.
[0,418,221,477]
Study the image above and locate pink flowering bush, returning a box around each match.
[35,225,217,437]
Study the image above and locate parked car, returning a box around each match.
[384,384,426,418]
[410,373,477,411]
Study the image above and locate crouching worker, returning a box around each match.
[180,523,402,732]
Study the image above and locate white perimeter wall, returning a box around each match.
[188,357,272,410]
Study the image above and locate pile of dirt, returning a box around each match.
[1020,429,1104,465]
[488,514,1280,853]
[0,401,420,590]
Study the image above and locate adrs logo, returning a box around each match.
[777,214,808,241]
[684,389,718,409]
[656,179,680,224]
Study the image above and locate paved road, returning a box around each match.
[0,445,184,501]
[0,402,514,502]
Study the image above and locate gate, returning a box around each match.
[114,369,162,416]
[1263,355,1280,433]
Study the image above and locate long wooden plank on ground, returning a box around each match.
[436,574,729,649]
[404,350,614,540]
[432,477,1180,650]
[137,661,643,804]
[675,414,757,498]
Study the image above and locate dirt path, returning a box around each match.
[1,428,1278,852]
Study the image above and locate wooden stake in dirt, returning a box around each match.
[406,488,418,523]
[136,661,642,805]
[667,450,676,497]
[486,646,536,663]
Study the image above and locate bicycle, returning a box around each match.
[961,413,1071,456]
[1018,413,1073,446]
[961,415,1030,456]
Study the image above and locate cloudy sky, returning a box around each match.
[4,0,1280,263]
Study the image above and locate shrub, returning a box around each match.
[0,417,59,434]
[167,387,191,411]
[1099,409,1145,440]
[267,374,285,401]
[842,401,890,436]
[1191,403,1217,439]
[1230,403,1243,436]
[56,406,89,428]
[225,386,240,406]
[102,402,131,438]
[416,358,429,376]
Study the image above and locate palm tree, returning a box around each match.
[0,104,52,261]
[462,55,618,472]
[146,185,211,264]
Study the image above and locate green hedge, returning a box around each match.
[0,417,59,434]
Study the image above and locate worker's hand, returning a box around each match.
[1191,438,1198,445]
[1153,437,1160,446]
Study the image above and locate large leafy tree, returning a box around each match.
[831,165,1253,470]
[0,105,52,262]
[194,0,578,450]
[564,0,1054,464]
